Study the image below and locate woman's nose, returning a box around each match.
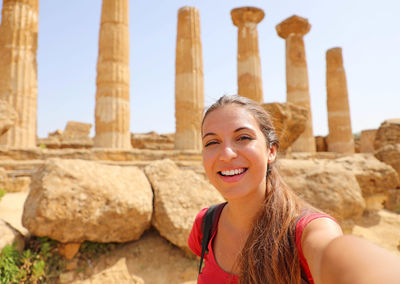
[219,144,238,161]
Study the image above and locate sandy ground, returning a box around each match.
[1,191,399,283]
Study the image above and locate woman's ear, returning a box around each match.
[267,144,277,164]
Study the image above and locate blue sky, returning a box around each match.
[3,0,399,138]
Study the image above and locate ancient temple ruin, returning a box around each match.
[276,15,316,152]
[94,0,131,149]
[231,7,265,104]
[174,6,204,151]
[0,3,360,154]
[326,47,355,153]
[0,0,39,147]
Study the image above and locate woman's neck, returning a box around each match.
[224,189,265,234]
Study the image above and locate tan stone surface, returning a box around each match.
[384,189,400,214]
[374,119,400,150]
[175,7,204,151]
[0,176,31,193]
[58,243,81,260]
[261,102,307,151]
[0,148,202,164]
[94,0,131,149]
[276,15,315,152]
[360,129,377,153]
[62,257,144,284]
[22,158,153,243]
[0,191,29,236]
[65,230,198,284]
[326,48,355,154]
[231,7,265,103]
[64,121,92,138]
[144,159,224,253]
[0,0,39,147]
[279,159,365,226]
[375,144,400,185]
[0,219,25,252]
[333,154,399,197]
[315,136,327,152]
[352,210,400,256]
[131,132,174,150]
[0,99,18,136]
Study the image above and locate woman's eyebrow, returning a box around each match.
[234,127,255,133]
[202,132,216,139]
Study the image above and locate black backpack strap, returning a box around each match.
[198,202,227,275]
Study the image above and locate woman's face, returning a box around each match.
[202,104,276,201]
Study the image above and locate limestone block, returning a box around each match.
[131,132,174,150]
[360,129,377,153]
[326,48,354,154]
[231,7,265,103]
[175,6,204,150]
[384,189,400,214]
[354,135,361,153]
[144,159,224,253]
[22,158,153,243]
[63,121,92,138]
[0,167,31,192]
[58,243,81,260]
[0,219,25,252]
[279,159,365,224]
[332,154,399,197]
[375,144,400,185]
[374,119,400,150]
[0,100,18,136]
[261,102,307,151]
[315,136,327,152]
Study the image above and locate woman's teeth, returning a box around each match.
[220,168,245,176]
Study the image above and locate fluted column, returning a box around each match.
[231,7,264,104]
[174,6,204,150]
[326,47,354,153]
[0,0,39,147]
[276,15,315,152]
[94,0,131,148]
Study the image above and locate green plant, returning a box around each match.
[0,237,65,283]
[79,241,119,260]
[39,144,47,149]
[0,189,6,201]
[0,245,21,283]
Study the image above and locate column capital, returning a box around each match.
[231,7,265,27]
[276,15,311,39]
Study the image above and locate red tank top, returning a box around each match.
[188,207,336,283]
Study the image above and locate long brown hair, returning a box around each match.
[202,95,308,284]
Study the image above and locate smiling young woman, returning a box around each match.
[188,95,400,284]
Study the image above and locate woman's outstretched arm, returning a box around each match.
[302,219,400,284]
[319,235,400,284]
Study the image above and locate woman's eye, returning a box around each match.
[238,135,253,141]
[204,141,218,147]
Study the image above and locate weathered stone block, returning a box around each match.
[144,159,224,253]
[22,158,153,243]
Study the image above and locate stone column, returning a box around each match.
[276,15,315,152]
[231,7,264,104]
[94,0,131,148]
[326,47,354,153]
[0,0,39,147]
[174,6,204,150]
